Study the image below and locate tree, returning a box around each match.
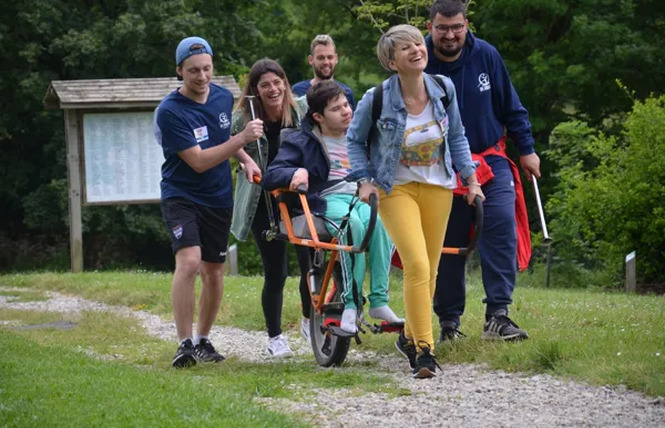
[545,94,665,284]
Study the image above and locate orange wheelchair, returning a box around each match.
[258,176,483,367]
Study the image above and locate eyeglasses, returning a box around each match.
[434,24,465,34]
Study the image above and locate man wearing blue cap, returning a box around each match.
[155,36,264,368]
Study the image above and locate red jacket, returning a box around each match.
[454,137,531,271]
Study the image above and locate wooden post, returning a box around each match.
[64,110,83,272]
[625,251,636,292]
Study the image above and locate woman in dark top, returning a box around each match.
[230,59,311,358]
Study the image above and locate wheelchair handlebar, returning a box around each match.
[464,195,484,255]
[352,193,377,253]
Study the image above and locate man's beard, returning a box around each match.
[435,43,462,59]
[314,66,335,80]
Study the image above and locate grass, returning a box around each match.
[0,270,664,426]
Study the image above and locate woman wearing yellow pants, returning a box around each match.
[346,25,484,378]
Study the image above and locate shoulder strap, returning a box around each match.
[366,76,448,152]
[366,82,384,153]
[430,74,450,109]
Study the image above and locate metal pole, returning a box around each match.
[245,95,277,241]
[531,174,551,243]
[532,174,552,287]
[245,96,266,171]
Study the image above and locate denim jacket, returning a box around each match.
[230,98,307,241]
[346,73,476,193]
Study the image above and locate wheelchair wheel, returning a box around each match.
[309,260,350,367]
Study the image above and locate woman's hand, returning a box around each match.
[243,158,261,183]
[358,181,379,204]
[289,168,309,191]
[466,182,485,206]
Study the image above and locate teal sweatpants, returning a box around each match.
[324,193,393,309]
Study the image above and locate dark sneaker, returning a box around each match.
[173,339,196,368]
[395,331,417,369]
[194,338,226,363]
[438,321,466,343]
[481,313,529,341]
[412,343,441,379]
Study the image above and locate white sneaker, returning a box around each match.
[341,308,358,334]
[369,305,404,324]
[266,334,294,358]
[301,318,311,345]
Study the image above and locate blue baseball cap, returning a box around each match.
[175,36,213,66]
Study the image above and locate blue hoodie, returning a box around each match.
[425,31,534,160]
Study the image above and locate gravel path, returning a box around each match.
[1,288,664,427]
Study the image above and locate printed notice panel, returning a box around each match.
[83,111,161,203]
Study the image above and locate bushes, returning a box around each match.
[545,95,665,284]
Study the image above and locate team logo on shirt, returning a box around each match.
[172,224,183,240]
[478,73,491,92]
[219,112,230,129]
[193,126,209,143]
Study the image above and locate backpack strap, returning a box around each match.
[366,82,384,154]
[366,74,449,153]
[430,74,450,109]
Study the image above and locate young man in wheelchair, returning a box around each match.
[262,80,403,334]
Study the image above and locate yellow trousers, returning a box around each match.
[379,182,453,353]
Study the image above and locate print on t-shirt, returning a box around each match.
[400,119,443,166]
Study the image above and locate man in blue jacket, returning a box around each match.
[425,0,541,341]
[262,81,402,334]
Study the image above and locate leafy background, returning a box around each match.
[1,0,664,284]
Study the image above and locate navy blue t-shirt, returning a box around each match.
[291,79,356,111]
[155,83,234,208]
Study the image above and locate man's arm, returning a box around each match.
[234,148,262,182]
[488,47,541,179]
[178,119,263,173]
[488,47,535,156]
[262,137,306,191]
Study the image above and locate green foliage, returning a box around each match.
[352,0,475,33]
[545,95,665,284]
[22,179,68,233]
[2,0,665,273]
[475,0,665,136]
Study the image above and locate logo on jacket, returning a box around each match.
[477,73,491,92]
[219,112,230,129]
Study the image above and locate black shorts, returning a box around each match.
[161,197,232,263]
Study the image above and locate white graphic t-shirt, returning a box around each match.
[394,101,455,188]
[321,134,357,197]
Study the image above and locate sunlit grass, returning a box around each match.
[1,270,664,397]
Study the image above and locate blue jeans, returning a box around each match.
[434,163,517,325]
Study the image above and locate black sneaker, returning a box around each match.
[412,343,441,379]
[481,313,529,341]
[438,321,466,343]
[173,339,196,368]
[395,331,417,369]
[194,338,226,363]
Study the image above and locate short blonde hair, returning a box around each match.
[376,25,425,72]
[310,34,336,54]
